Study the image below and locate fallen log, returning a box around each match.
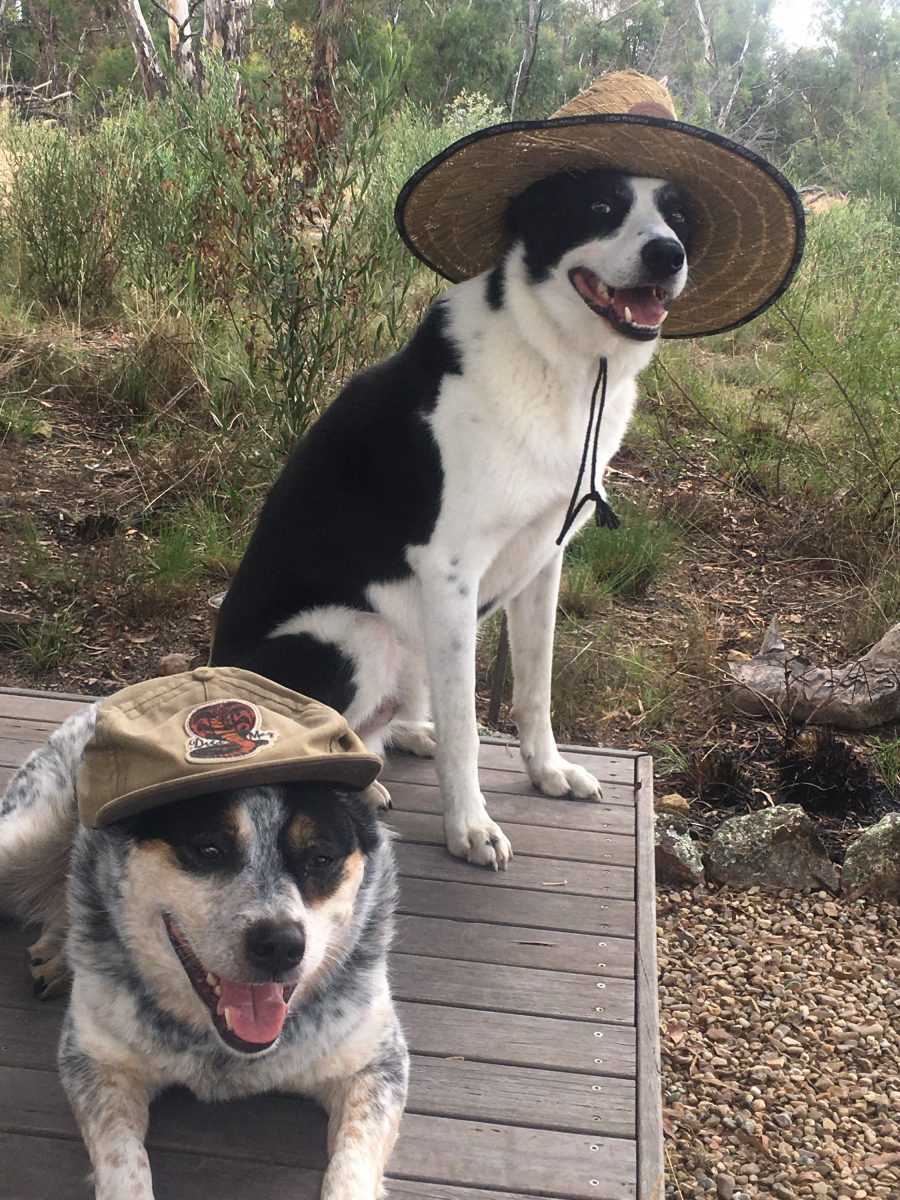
[728,619,900,730]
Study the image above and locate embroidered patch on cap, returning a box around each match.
[184,699,278,762]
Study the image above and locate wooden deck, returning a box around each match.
[0,687,662,1200]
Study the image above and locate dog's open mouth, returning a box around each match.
[164,915,297,1055]
[569,268,669,341]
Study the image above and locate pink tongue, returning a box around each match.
[613,287,666,326]
[217,980,288,1044]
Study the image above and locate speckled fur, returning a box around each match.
[0,709,407,1200]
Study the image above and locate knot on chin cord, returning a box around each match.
[556,356,621,546]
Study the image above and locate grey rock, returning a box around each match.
[707,804,839,892]
[716,1174,736,1200]
[157,652,192,676]
[842,813,900,898]
[654,813,705,886]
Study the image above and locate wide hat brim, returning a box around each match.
[395,112,806,338]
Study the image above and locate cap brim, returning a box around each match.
[395,112,805,338]
[87,754,383,828]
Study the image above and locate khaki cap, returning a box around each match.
[76,667,382,828]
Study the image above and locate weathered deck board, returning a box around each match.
[0,686,662,1199]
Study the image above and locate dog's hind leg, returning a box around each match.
[260,606,404,808]
[387,662,437,758]
[507,554,603,800]
[0,704,98,997]
[59,1015,157,1200]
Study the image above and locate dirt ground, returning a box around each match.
[0,382,897,847]
[2,360,899,1200]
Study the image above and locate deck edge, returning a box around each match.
[635,753,664,1200]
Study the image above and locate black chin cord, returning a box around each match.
[556,356,621,546]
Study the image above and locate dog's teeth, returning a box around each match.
[223,1006,235,1032]
[624,305,633,324]
[214,985,222,997]
[206,972,219,987]
[659,310,669,323]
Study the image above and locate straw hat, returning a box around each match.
[395,70,805,338]
[77,667,382,827]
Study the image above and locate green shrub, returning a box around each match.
[5,122,128,311]
[643,197,898,596]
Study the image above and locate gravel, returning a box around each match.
[657,888,900,1200]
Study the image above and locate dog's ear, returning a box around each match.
[342,792,382,856]
[506,169,583,240]
[506,186,538,241]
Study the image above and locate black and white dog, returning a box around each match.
[0,707,407,1200]
[213,168,690,869]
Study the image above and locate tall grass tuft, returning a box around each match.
[560,501,679,617]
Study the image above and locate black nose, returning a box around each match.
[245,919,306,975]
[641,237,685,277]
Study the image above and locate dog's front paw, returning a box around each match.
[27,927,70,999]
[364,781,393,811]
[446,817,513,871]
[528,758,602,801]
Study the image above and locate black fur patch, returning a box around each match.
[211,302,462,698]
[125,792,245,875]
[507,169,635,283]
[218,634,356,717]
[654,182,694,257]
[485,262,505,311]
[123,782,380,901]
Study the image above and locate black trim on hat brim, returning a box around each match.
[394,110,806,339]
[84,754,384,829]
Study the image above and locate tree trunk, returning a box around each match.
[118,0,169,100]
[313,0,342,96]
[509,0,542,120]
[166,0,203,90]
[204,0,250,63]
[693,0,717,74]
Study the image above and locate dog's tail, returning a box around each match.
[0,704,97,924]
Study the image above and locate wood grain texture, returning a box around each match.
[396,1001,636,1076]
[384,777,639,828]
[635,754,665,1200]
[405,1054,636,1137]
[395,842,634,899]
[393,913,635,976]
[0,688,662,1198]
[390,953,635,1024]
[386,808,636,866]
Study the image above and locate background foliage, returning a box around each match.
[0,0,897,745]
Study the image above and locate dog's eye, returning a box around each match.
[668,211,686,225]
[196,843,224,860]
[313,854,334,868]
[592,201,612,215]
